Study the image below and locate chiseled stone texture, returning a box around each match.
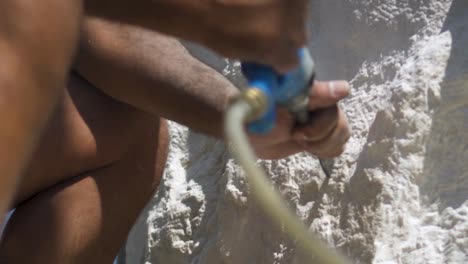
[120,0,468,263]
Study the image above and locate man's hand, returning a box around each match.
[249,81,351,159]
[77,18,349,161]
[85,0,309,73]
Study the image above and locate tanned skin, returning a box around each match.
[0,1,348,262]
[84,0,310,72]
[0,18,350,263]
[0,0,313,223]
[0,0,82,220]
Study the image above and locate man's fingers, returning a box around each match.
[303,109,350,158]
[248,107,296,149]
[309,81,350,110]
[255,108,350,160]
[292,106,339,142]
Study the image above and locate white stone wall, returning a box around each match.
[121,1,468,263]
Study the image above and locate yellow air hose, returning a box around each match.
[224,89,350,264]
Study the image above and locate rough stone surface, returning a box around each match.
[120,0,468,263]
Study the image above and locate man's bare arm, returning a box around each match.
[0,0,82,216]
[75,18,351,160]
[84,0,309,72]
[75,18,238,138]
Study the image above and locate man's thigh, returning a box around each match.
[13,72,163,206]
[0,72,168,263]
[0,0,82,217]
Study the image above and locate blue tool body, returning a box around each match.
[241,48,315,134]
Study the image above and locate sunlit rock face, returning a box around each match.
[120,1,468,263]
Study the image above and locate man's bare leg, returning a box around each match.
[0,73,168,263]
[0,0,82,218]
